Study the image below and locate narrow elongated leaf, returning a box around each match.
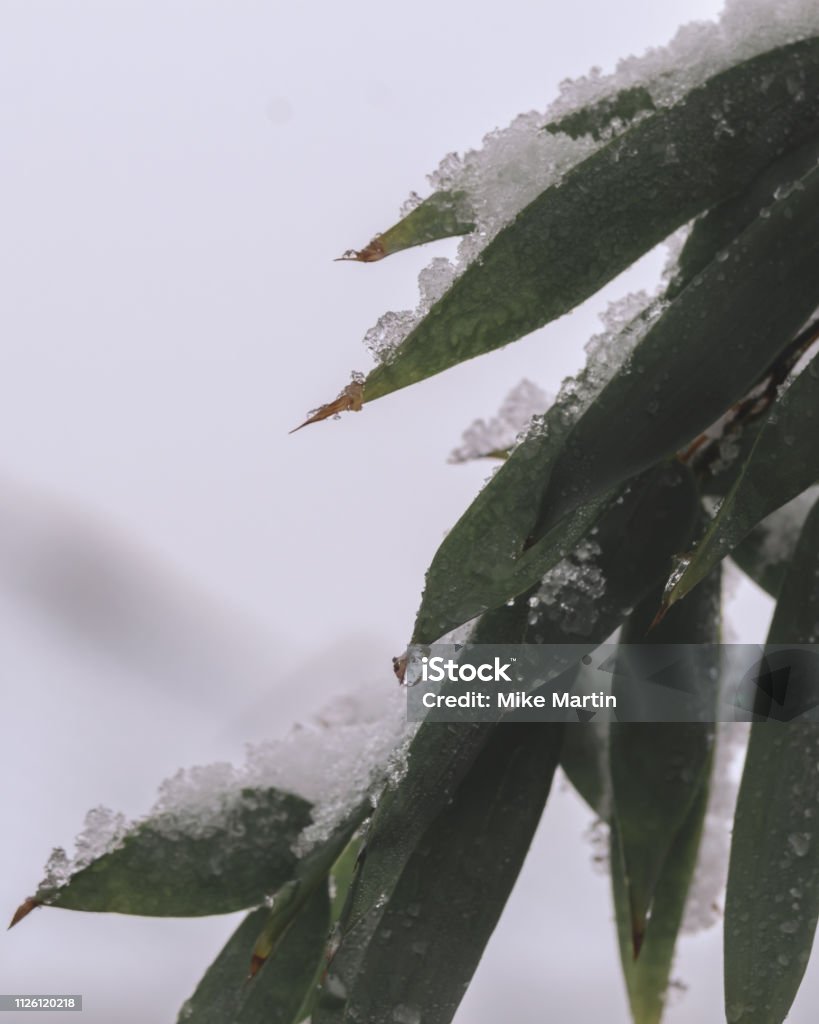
[29,788,312,917]
[532,161,819,536]
[414,454,697,644]
[667,135,819,299]
[412,393,607,642]
[341,191,474,262]
[292,837,365,1024]
[248,801,370,977]
[177,886,330,1024]
[320,460,698,1024]
[316,723,560,1024]
[609,557,720,957]
[544,85,656,140]
[611,770,711,1024]
[357,38,819,403]
[724,497,819,1024]
[661,350,819,611]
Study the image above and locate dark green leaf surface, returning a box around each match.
[560,713,611,821]
[724,498,819,1024]
[667,135,819,299]
[662,351,819,610]
[609,557,719,967]
[611,772,710,1024]
[362,38,819,403]
[532,161,819,534]
[544,85,656,140]
[414,454,697,644]
[38,788,312,916]
[317,723,560,1024]
[320,462,698,1024]
[177,886,330,1024]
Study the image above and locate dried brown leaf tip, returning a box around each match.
[9,897,40,930]
[290,378,365,434]
[335,237,386,263]
[247,953,266,980]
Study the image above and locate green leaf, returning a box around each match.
[609,557,720,960]
[320,460,699,1024]
[35,787,313,917]
[315,723,562,1024]
[724,497,819,1024]
[248,802,370,973]
[560,712,611,821]
[562,563,719,1023]
[661,350,819,612]
[341,191,475,262]
[611,770,710,1024]
[360,38,819,403]
[544,85,656,140]
[176,886,330,1024]
[667,135,819,300]
[531,159,819,536]
[413,454,697,644]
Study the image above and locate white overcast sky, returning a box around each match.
[1,1,811,1022]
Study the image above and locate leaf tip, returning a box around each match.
[8,897,40,930]
[290,379,365,433]
[335,238,386,263]
[247,953,266,980]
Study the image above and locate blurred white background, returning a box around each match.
[0,1,810,1021]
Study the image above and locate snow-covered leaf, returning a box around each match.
[315,724,560,1024]
[544,84,656,140]
[413,451,697,645]
[350,37,819,407]
[27,788,312,917]
[530,159,819,538]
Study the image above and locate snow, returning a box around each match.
[42,682,412,887]
[756,486,819,568]
[529,539,606,637]
[363,0,819,364]
[682,721,749,934]
[449,379,551,463]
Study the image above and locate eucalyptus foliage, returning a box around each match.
[12,24,819,1024]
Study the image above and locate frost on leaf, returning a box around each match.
[343,0,819,379]
[526,539,606,638]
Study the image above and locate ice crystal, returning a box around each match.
[367,0,819,363]
[42,683,412,885]
[528,539,606,637]
[449,379,551,463]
